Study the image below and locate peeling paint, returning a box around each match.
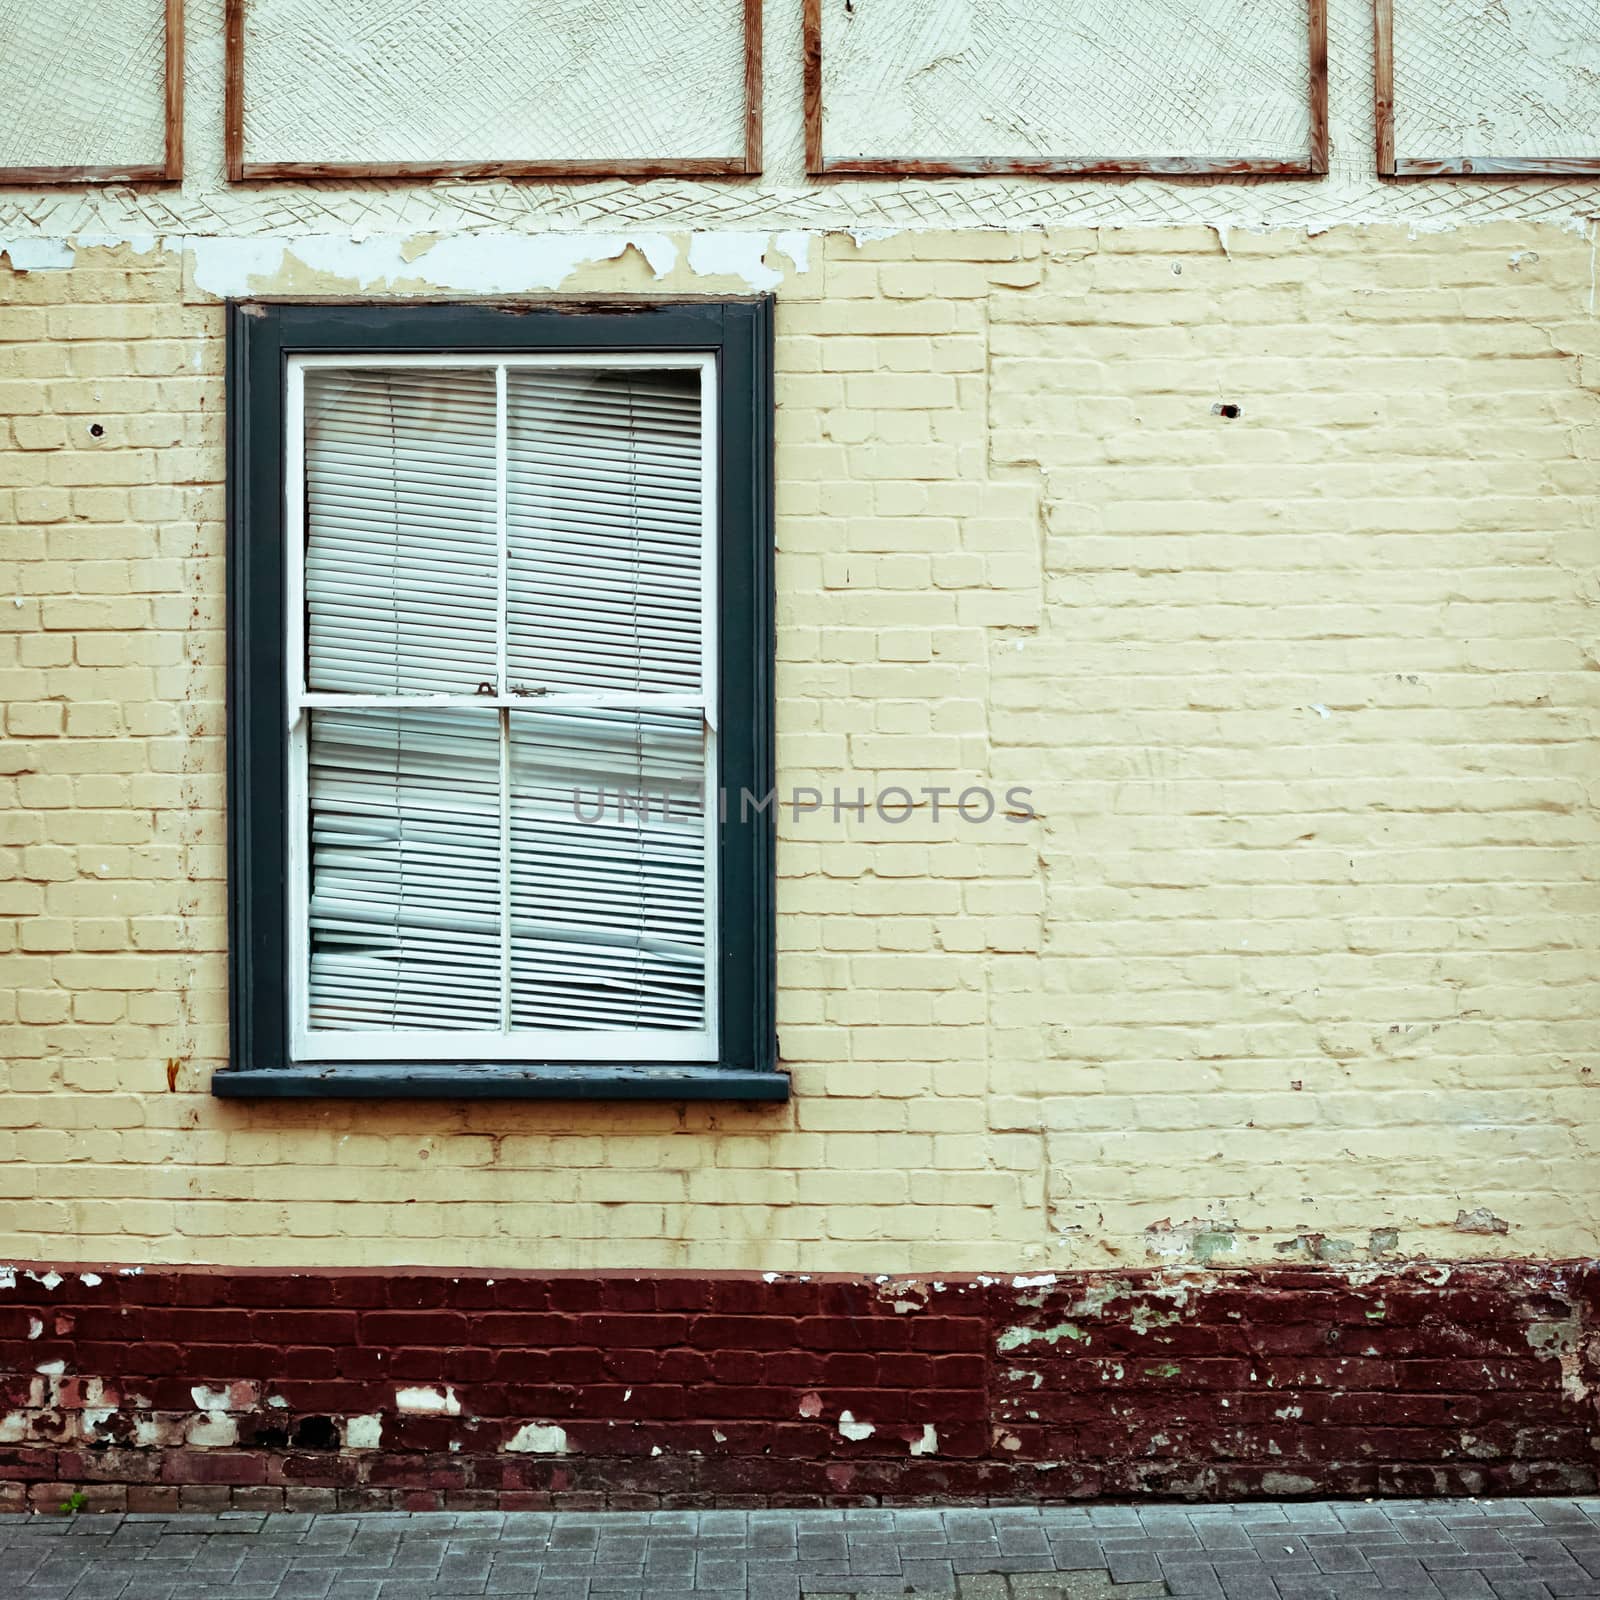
[837,1410,875,1441]
[798,1390,824,1419]
[908,1423,938,1456]
[395,1385,461,1417]
[1455,1208,1511,1235]
[998,1320,1087,1351]
[506,1422,569,1454]
[686,231,784,290]
[184,231,682,299]
[343,1414,382,1450]
[1144,1218,1238,1266]
[0,240,74,271]
[186,1410,239,1448]
[772,231,812,274]
[1525,1307,1589,1404]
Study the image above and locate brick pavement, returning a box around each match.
[2,1499,1597,1599]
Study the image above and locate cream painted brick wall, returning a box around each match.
[0,226,1596,1273]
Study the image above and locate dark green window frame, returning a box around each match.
[216,298,782,1102]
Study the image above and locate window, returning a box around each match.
[219,301,780,1100]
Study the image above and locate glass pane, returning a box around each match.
[307,708,501,1031]
[304,367,499,695]
[506,367,704,696]
[508,707,709,1033]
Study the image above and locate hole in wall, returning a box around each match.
[1212,403,1242,420]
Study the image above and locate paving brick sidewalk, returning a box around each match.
[3,1498,1598,1600]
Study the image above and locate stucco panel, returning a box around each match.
[239,0,748,166]
[0,0,168,169]
[819,0,1311,163]
[1394,0,1600,162]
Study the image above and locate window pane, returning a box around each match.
[506,367,704,696]
[307,708,501,1031]
[509,707,709,1033]
[305,367,499,695]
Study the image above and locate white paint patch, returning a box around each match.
[26,1319,41,1340]
[1013,1274,1057,1289]
[1310,703,1330,719]
[80,1273,101,1288]
[396,1385,461,1417]
[29,1271,63,1291]
[74,235,160,257]
[187,1411,240,1448]
[909,1423,938,1456]
[773,231,812,274]
[798,1391,824,1419]
[506,1422,569,1454]
[344,1414,382,1450]
[687,232,782,290]
[838,1410,875,1442]
[184,232,681,299]
[36,1360,65,1377]
[190,1385,233,1411]
[0,1268,15,1291]
[0,240,75,271]
[80,1407,116,1440]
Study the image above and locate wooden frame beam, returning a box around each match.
[225,0,762,183]
[1376,0,1600,178]
[0,0,183,187]
[804,0,1329,179]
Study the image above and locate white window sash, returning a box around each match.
[284,352,720,1064]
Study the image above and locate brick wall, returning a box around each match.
[0,224,1597,1273]
[1,1263,1595,1509]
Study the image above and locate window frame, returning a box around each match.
[218,298,781,1102]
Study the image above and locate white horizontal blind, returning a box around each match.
[290,356,716,1061]
[509,707,708,1033]
[507,369,703,694]
[305,368,498,695]
[307,708,502,1031]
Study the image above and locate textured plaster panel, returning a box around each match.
[820,0,1311,162]
[240,0,746,165]
[1,229,1597,1276]
[1394,0,1600,162]
[0,0,167,168]
[0,2,1599,235]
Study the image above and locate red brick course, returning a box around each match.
[1,1262,1595,1509]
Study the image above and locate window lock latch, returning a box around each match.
[509,683,546,697]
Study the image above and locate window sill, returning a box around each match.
[211,1063,790,1102]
